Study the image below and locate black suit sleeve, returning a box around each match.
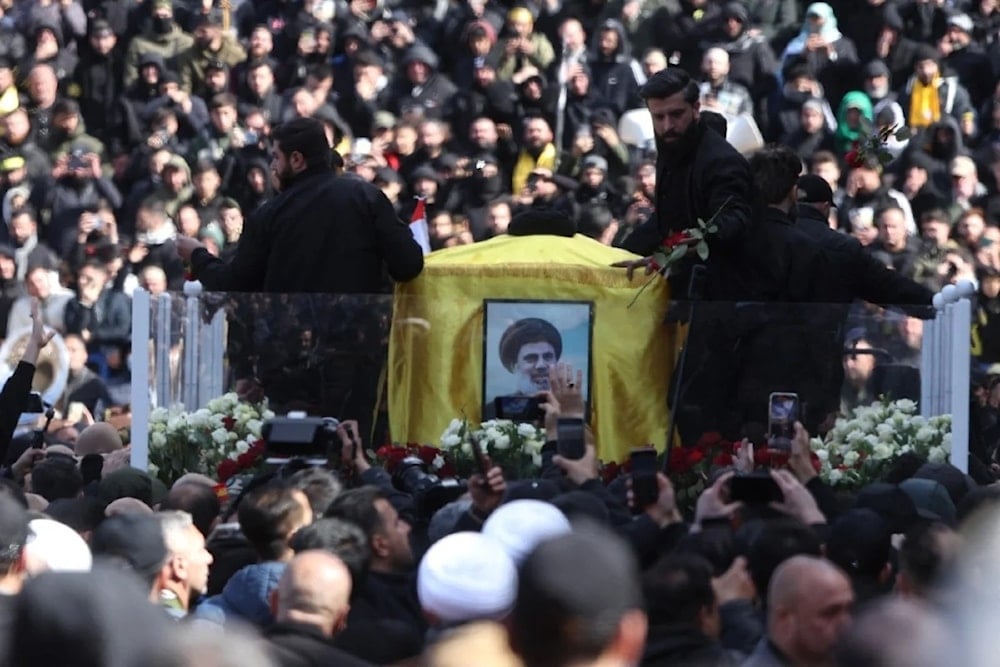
[370,187,424,283]
[703,151,756,246]
[618,212,663,256]
[854,251,935,315]
[191,204,269,292]
[0,362,34,465]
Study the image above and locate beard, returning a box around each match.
[272,164,295,191]
[516,369,550,395]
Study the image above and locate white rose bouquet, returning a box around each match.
[810,399,951,488]
[439,418,546,478]
[147,392,275,486]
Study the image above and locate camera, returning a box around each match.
[392,457,465,518]
[262,415,342,465]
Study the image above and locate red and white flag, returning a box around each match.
[409,197,431,255]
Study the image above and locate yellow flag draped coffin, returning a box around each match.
[388,234,673,463]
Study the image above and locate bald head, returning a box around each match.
[75,423,123,456]
[274,550,352,637]
[769,556,854,665]
[702,47,730,84]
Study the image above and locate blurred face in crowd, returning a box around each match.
[419,120,445,151]
[194,24,221,50]
[957,211,986,245]
[205,68,228,94]
[921,216,951,247]
[412,176,437,199]
[25,267,50,299]
[487,201,512,234]
[0,65,11,92]
[583,166,605,189]
[903,165,928,197]
[569,69,589,96]
[983,274,1000,299]
[509,14,533,38]
[515,341,556,394]
[878,209,908,251]
[136,206,166,233]
[771,563,853,664]
[637,163,656,197]
[248,63,274,97]
[473,63,496,88]
[643,50,668,78]
[194,168,221,200]
[77,264,108,303]
[140,266,168,295]
[429,212,454,239]
[65,334,88,371]
[9,212,35,245]
[724,14,745,38]
[247,165,267,194]
[559,19,585,52]
[28,66,58,107]
[470,118,498,149]
[952,168,978,199]
[220,207,243,240]
[209,103,237,133]
[0,256,12,281]
[2,109,30,145]
[864,73,890,99]
[53,110,79,137]
[916,58,939,85]
[523,118,552,150]
[142,63,159,85]
[89,31,116,56]
[647,91,700,144]
[374,498,412,571]
[249,27,272,58]
[899,317,923,350]
[812,159,840,190]
[844,338,877,387]
[406,60,429,85]
[177,205,201,237]
[394,124,418,155]
[598,28,619,57]
[291,89,317,119]
[702,48,729,84]
[801,105,824,133]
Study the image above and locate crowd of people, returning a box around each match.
[0,0,996,664]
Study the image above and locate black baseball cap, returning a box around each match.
[90,514,167,580]
[797,174,836,206]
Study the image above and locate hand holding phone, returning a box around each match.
[768,392,800,452]
[729,472,783,505]
[630,447,659,509]
[556,417,585,460]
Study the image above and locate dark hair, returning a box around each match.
[639,68,699,104]
[159,483,221,538]
[826,509,891,578]
[10,205,37,224]
[247,59,272,73]
[30,458,84,502]
[44,497,105,535]
[324,486,387,540]
[290,468,342,517]
[0,495,29,574]
[511,524,642,667]
[643,553,716,627]
[237,482,309,561]
[898,521,955,596]
[290,517,371,588]
[745,518,822,603]
[271,117,332,170]
[920,209,950,226]
[576,204,614,240]
[209,92,237,110]
[306,62,333,82]
[749,144,802,206]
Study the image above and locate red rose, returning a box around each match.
[663,231,690,249]
[217,459,239,482]
[601,461,621,485]
[222,416,236,431]
[669,447,689,472]
[845,150,865,169]
[755,445,771,466]
[649,259,662,272]
[438,461,457,478]
[184,269,195,282]
[418,445,441,465]
[686,449,704,466]
[375,445,393,459]
[713,452,734,466]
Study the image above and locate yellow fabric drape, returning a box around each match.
[908,76,941,129]
[388,234,673,463]
[512,144,558,194]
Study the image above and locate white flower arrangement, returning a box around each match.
[147,392,274,486]
[439,417,546,476]
[810,399,951,488]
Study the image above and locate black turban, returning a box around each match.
[498,318,563,372]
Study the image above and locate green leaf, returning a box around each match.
[653,250,668,266]
[707,224,718,234]
[696,218,706,226]
[696,240,709,260]
[687,229,703,240]
[894,126,912,141]
[667,244,687,264]
[878,151,893,165]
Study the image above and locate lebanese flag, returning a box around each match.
[409,197,431,255]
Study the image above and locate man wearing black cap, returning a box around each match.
[393,45,457,119]
[73,19,124,150]
[124,0,194,86]
[177,11,246,97]
[713,0,779,109]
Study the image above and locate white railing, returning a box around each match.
[921,281,975,472]
[129,283,226,470]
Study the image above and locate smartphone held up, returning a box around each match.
[767,392,799,451]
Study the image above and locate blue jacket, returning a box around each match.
[193,561,286,627]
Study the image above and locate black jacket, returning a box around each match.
[643,624,742,666]
[191,167,424,294]
[795,205,934,313]
[332,571,425,664]
[265,621,374,667]
[63,289,132,351]
[618,120,757,301]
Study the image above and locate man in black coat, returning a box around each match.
[178,117,423,293]
[613,68,758,441]
[265,550,373,667]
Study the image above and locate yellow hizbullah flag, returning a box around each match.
[388,234,674,463]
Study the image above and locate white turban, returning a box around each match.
[25,519,92,574]
[418,532,517,624]
[482,500,572,565]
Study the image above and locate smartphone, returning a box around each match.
[556,417,585,460]
[729,473,783,505]
[630,447,659,508]
[494,395,543,422]
[768,392,799,451]
[68,151,87,170]
[24,392,44,414]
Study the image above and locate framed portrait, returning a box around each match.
[482,299,594,420]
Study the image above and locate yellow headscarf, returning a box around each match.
[908,74,941,129]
